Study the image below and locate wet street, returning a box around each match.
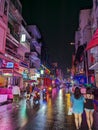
[0,88,98,130]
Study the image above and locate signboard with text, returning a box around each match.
[1,60,14,68]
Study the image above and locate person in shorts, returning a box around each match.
[12,83,20,107]
[84,87,94,130]
[71,87,85,130]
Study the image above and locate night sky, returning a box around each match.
[20,0,92,72]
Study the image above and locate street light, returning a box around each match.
[70,42,75,45]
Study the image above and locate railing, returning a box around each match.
[10,0,22,15]
[5,47,23,60]
[8,23,20,42]
[11,31,19,41]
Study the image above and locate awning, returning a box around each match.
[86,38,98,51]
[86,29,98,51]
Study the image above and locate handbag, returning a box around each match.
[68,107,73,115]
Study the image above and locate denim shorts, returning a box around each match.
[85,108,94,112]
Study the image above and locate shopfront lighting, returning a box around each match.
[40,70,44,75]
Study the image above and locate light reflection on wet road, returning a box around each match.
[0,88,98,130]
[20,88,74,130]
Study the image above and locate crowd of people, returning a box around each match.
[70,86,98,130]
[11,83,41,107]
[11,82,98,130]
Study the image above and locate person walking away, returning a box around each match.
[26,84,30,100]
[12,83,20,107]
[93,86,98,130]
[84,87,94,130]
[30,85,33,97]
[70,87,85,130]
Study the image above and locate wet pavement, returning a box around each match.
[0,88,98,130]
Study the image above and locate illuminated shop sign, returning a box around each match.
[20,61,28,68]
[2,69,13,76]
[1,60,14,68]
[22,70,29,80]
[6,62,14,68]
[14,63,19,69]
[3,73,12,76]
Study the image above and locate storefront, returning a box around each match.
[0,58,25,87]
[86,29,98,87]
[15,61,29,89]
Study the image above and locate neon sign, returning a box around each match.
[1,60,14,68]
[6,62,14,68]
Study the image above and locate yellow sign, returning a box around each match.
[0,76,6,87]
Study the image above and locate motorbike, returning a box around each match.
[42,88,47,100]
[33,92,40,105]
[48,86,52,97]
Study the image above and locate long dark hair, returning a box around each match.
[86,87,92,95]
[74,87,82,99]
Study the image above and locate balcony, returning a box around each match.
[9,0,22,23]
[10,0,22,15]
[6,33,19,47]
[11,31,19,41]
[5,37,23,60]
[8,22,20,42]
[5,46,23,60]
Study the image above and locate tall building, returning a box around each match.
[85,0,98,86]
[74,9,92,84]
[0,0,42,88]
[74,1,98,86]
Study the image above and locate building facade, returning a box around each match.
[74,1,98,86]
[0,0,42,89]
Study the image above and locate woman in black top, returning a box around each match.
[84,87,94,130]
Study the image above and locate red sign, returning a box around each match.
[14,63,19,69]
[2,60,14,68]
[44,78,52,86]
[3,69,13,73]
[1,59,19,69]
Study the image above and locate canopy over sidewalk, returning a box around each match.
[86,29,98,51]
